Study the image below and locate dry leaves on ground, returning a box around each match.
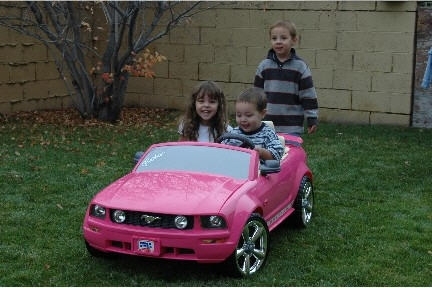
[0,107,180,128]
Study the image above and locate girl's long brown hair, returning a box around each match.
[181,81,228,141]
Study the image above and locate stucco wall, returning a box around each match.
[0,1,419,126]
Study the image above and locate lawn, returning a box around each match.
[1,108,431,286]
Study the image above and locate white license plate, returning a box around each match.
[138,240,154,253]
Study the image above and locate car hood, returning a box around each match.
[92,171,247,214]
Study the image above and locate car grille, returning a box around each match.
[110,210,194,229]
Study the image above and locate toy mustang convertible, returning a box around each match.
[82,124,314,277]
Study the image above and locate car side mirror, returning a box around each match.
[133,151,144,164]
[260,160,281,175]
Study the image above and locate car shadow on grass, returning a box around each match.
[95,253,233,282]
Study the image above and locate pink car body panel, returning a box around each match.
[83,135,311,263]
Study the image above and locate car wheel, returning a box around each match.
[292,175,314,228]
[85,241,115,258]
[226,214,269,277]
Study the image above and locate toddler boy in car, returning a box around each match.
[225,87,284,161]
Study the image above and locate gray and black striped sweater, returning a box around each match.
[254,48,318,135]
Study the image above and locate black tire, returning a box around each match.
[291,176,314,228]
[225,214,269,277]
[85,241,116,258]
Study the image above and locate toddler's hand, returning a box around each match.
[307,125,317,134]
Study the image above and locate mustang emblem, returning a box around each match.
[141,214,161,224]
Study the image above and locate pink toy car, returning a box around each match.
[82,131,314,277]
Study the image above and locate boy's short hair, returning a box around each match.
[269,20,297,38]
[237,87,267,112]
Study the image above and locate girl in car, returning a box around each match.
[134,81,231,163]
[178,80,232,142]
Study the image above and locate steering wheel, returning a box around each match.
[216,133,255,149]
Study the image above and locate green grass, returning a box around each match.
[1,111,431,286]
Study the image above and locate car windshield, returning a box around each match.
[136,145,251,179]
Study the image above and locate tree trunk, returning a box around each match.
[95,73,129,122]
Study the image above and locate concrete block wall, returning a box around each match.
[0,1,419,127]
[0,25,69,115]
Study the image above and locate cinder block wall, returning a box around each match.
[0,1,418,127]
[0,26,70,114]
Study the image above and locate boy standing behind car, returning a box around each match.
[254,20,318,137]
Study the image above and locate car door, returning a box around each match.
[254,161,296,227]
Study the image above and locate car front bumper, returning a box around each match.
[83,216,237,263]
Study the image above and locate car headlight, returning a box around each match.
[90,204,106,219]
[112,210,126,223]
[174,215,188,229]
[201,215,226,228]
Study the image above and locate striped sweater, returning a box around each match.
[254,48,318,135]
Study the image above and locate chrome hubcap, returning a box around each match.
[301,181,313,224]
[235,219,268,275]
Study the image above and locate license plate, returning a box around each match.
[136,239,159,255]
[138,240,154,252]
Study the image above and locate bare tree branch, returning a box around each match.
[0,1,221,121]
